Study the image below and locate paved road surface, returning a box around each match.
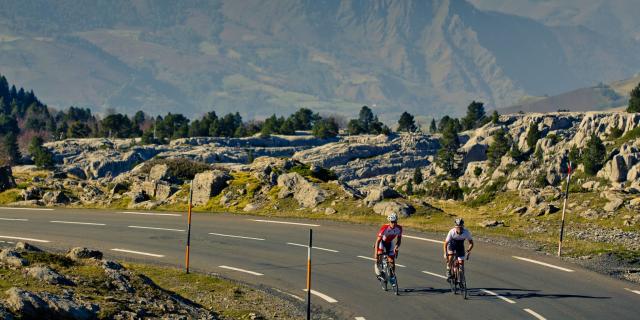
[0,207,639,319]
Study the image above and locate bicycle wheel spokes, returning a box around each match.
[459,266,467,300]
[393,275,399,296]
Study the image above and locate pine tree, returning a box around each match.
[429,119,437,133]
[312,117,339,139]
[487,128,510,166]
[491,110,499,124]
[461,101,486,130]
[413,167,423,185]
[2,133,21,165]
[397,111,417,132]
[526,122,541,150]
[29,136,53,169]
[628,82,640,113]
[568,145,581,166]
[406,179,414,195]
[436,121,460,177]
[582,133,606,175]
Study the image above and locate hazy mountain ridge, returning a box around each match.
[0,0,638,120]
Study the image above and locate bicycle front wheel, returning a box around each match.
[394,276,399,296]
[459,267,467,300]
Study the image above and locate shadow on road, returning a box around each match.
[402,287,453,295]
[476,288,611,300]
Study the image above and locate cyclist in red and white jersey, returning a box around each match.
[374,212,402,280]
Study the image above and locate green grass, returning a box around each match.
[127,263,301,320]
[608,126,640,152]
[0,250,302,320]
[0,189,21,204]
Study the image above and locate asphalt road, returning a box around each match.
[1,207,639,319]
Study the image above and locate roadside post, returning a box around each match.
[558,161,572,257]
[185,179,194,273]
[306,229,313,320]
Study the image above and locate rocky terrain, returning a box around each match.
[1,111,639,281]
[0,242,310,320]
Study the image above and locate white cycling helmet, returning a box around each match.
[387,212,398,222]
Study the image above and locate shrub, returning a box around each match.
[140,158,212,181]
[608,127,623,139]
[582,134,606,176]
[288,164,337,182]
[424,181,464,200]
[473,167,482,177]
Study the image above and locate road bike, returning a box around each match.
[378,253,399,296]
[448,254,469,299]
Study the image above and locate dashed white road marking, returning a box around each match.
[356,255,406,268]
[513,256,574,272]
[0,207,54,211]
[480,289,516,304]
[128,225,184,232]
[50,220,106,226]
[219,265,263,276]
[0,217,28,221]
[624,288,640,295]
[111,248,165,258]
[209,232,265,241]
[250,219,320,227]
[119,211,181,217]
[404,235,443,244]
[355,317,366,320]
[286,242,339,252]
[272,288,305,302]
[0,240,15,244]
[524,308,547,320]
[0,235,50,243]
[303,289,338,303]
[422,270,447,279]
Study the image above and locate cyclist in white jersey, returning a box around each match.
[443,218,474,279]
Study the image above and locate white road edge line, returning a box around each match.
[0,218,28,221]
[250,219,320,227]
[111,248,165,258]
[209,233,265,241]
[302,289,338,303]
[404,235,443,244]
[0,207,54,211]
[624,288,640,295]
[422,270,447,279]
[219,265,263,276]
[523,308,547,320]
[128,226,185,232]
[513,256,574,272]
[286,242,339,252]
[50,220,106,226]
[119,211,181,217]
[0,235,50,243]
[356,255,406,268]
[272,288,305,302]
[480,289,516,304]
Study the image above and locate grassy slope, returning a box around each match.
[0,250,302,319]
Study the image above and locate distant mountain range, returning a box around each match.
[0,0,638,121]
[499,74,640,114]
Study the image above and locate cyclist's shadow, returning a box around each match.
[402,287,454,296]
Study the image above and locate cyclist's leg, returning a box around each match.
[446,243,456,278]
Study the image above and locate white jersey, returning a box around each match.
[445,228,473,243]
